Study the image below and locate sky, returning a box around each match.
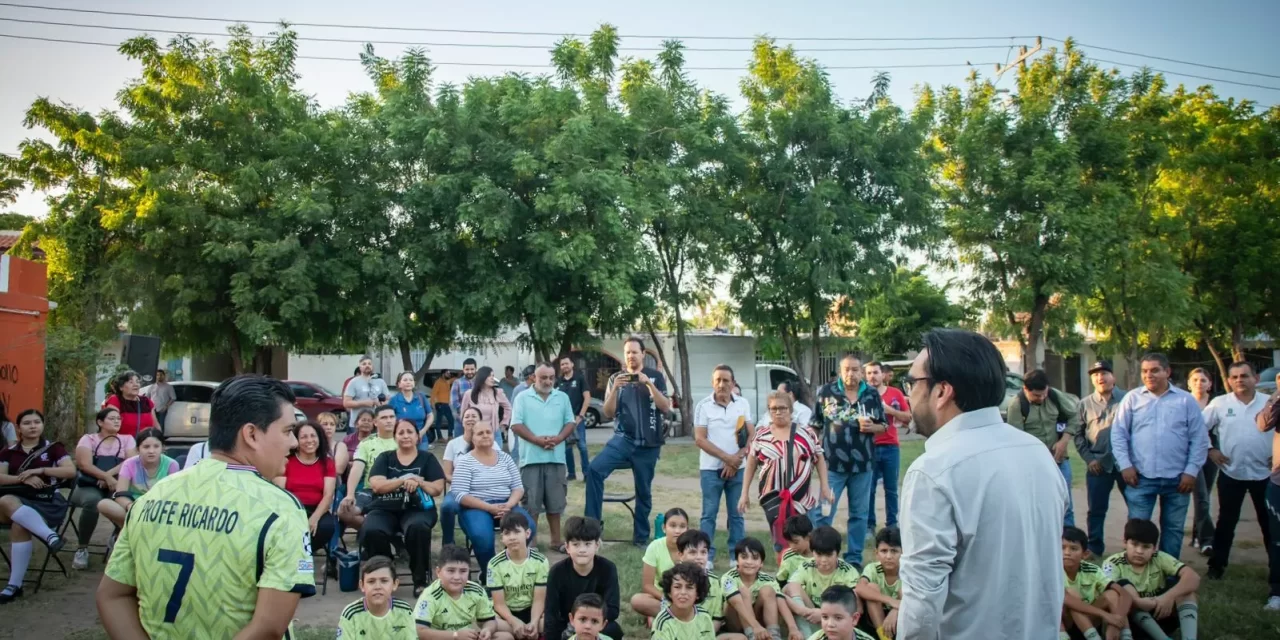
[1,0,1277,220]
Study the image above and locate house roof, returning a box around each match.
[0,229,42,258]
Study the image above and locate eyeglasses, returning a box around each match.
[902,375,934,391]
[768,406,791,413]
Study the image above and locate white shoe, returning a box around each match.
[705,560,715,574]
[72,548,89,570]
[106,533,117,558]
[1266,596,1280,611]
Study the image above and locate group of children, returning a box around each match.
[336,504,1202,640]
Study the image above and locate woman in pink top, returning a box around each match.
[70,407,137,569]
[459,366,511,449]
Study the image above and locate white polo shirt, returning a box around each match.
[694,393,753,471]
[1204,391,1273,481]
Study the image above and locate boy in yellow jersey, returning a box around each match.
[339,556,416,638]
[416,545,511,640]
[1061,527,1131,640]
[807,586,874,640]
[1102,520,1199,640]
[652,563,716,640]
[96,375,315,639]
[776,516,813,586]
[722,537,783,640]
[675,530,737,636]
[488,512,549,640]
[784,526,859,639]
[340,405,400,529]
[568,593,612,640]
[854,528,902,639]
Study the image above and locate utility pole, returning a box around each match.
[994,36,1043,79]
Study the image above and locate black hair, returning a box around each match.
[571,592,605,616]
[361,555,397,580]
[676,529,711,553]
[874,526,902,548]
[207,375,296,454]
[1062,526,1088,550]
[500,511,531,534]
[112,370,141,398]
[623,335,646,351]
[733,536,766,562]
[522,364,538,380]
[1227,361,1255,375]
[505,365,515,374]
[809,526,843,556]
[374,404,396,418]
[1140,352,1171,371]
[778,380,810,407]
[920,329,1008,412]
[1123,518,1160,545]
[470,366,495,404]
[438,544,471,568]
[396,371,416,385]
[659,562,710,602]
[559,354,575,365]
[14,409,46,444]
[784,514,813,541]
[353,367,360,376]
[713,364,735,381]
[863,361,883,372]
[819,585,860,614]
[293,420,331,464]
[564,516,603,543]
[135,427,165,448]
[96,406,121,424]
[394,419,420,441]
[0,399,7,448]
[664,507,689,526]
[355,409,375,425]
[463,358,478,367]
[1023,369,1050,392]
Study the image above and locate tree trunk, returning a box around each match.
[1022,294,1049,373]
[1202,328,1229,383]
[414,346,437,379]
[809,323,823,393]
[557,331,575,362]
[399,337,414,372]
[1122,342,1141,390]
[228,329,245,375]
[1230,321,1247,363]
[780,329,806,386]
[673,306,694,439]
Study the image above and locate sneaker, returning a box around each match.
[0,585,22,604]
[1207,566,1224,580]
[73,548,90,570]
[43,533,64,554]
[1266,596,1280,611]
[1200,543,1213,556]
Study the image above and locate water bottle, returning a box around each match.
[654,513,666,539]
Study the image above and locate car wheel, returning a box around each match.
[584,409,601,429]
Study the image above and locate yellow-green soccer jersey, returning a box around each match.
[1101,551,1185,598]
[651,607,716,640]
[103,459,315,639]
[857,562,901,600]
[643,538,679,588]
[1065,561,1112,604]
[354,435,398,487]
[486,548,549,612]
[721,569,779,602]
[807,628,875,640]
[568,635,615,640]
[789,559,860,602]
[414,580,496,630]
[703,572,725,621]
[777,549,810,584]
[338,598,417,639]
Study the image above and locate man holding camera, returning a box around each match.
[584,336,671,547]
[343,356,390,429]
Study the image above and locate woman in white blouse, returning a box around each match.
[449,420,533,582]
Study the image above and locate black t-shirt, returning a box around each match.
[556,372,588,415]
[367,449,444,512]
[543,556,620,640]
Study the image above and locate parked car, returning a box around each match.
[583,397,605,428]
[1259,366,1279,394]
[283,379,348,426]
[163,380,306,442]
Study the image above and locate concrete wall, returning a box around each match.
[0,255,48,416]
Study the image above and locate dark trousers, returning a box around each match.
[1267,482,1280,597]
[1085,469,1127,557]
[361,508,435,587]
[585,435,660,544]
[1209,473,1272,573]
[434,404,454,440]
[304,506,337,551]
[1193,458,1219,544]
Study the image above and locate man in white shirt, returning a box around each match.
[896,329,1069,640]
[145,369,176,430]
[1205,361,1273,580]
[693,364,752,567]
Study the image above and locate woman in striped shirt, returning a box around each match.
[449,420,535,582]
[738,390,832,543]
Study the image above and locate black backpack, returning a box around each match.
[1020,388,1071,425]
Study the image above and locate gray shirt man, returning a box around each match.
[1076,388,1126,473]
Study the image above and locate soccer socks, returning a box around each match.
[1120,630,1134,640]
[1058,632,1071,640]
[1178,602,1199,640]
[1082,628,1102,640]
[7,541,32,588]
[10,505,55,542]
[1131,611,1171,640]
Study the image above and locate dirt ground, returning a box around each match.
[0,443,1270,639]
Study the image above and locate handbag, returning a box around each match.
[1,440,59,500]
[78,435,125,487]
[759,421,798,546]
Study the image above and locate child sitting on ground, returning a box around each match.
[854,527,902,639]
[568,593,613,640]
[1061,526,1130,640]
[415,544,511,640]
[339,556,417,639]
[545,517,623,640]
[488,512,550,640]
[784,526,860,639]
[632,507,691,618]
[777,516,814,586]
[1102,519,1200,640]
[674,529,734,635]
[652,562,717,640]
[807,586,875,640]
[723,537,785,640]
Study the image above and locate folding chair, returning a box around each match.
[601,493,637,543]
[0,485,73,594]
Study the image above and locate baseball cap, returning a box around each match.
[1087,360,1113,374]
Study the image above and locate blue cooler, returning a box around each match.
[335,548,362,592]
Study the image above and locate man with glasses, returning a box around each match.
[896,329,1069,639]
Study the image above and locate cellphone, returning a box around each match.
[618,373,640,384]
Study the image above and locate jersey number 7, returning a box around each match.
[158,549,196,623]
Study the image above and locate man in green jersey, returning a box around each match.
[652,563,716,640]
[1102,519,1200,640]
[1061,527,1129,640]
[785,527,859,639]
[417,545,510,640]
[340,405,400,529]
[489,512,550,640]
[339,556,416,638]
[96,375,315,639]
[806,586,874,640]
[854,528,903,639]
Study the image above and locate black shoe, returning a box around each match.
[0,585,22,604]
[43,533,65,554]
[413,584,426,598]
[1207,567,1224,580]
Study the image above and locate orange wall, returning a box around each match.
[0,255,48,419]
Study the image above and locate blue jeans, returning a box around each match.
[440,492,461,545]
[1124,475,1191,559]
[700,468,745,562]
[460,501,535,583]
[813,468,875,566]
[451,407,464,437]
[565,419,590,479]
[585,435,661,544]
[434,404,453,439]
[867,445,900,530]
[1085,468,1127,557]
[1059,458,1075,527]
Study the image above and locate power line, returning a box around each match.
[0,17,1029,53]
[1044,36,1280,81]
[0,2,1033,42]
[1054,52,1280,92]
[0,32,996,71]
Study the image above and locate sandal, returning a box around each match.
[555,543,567,554]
